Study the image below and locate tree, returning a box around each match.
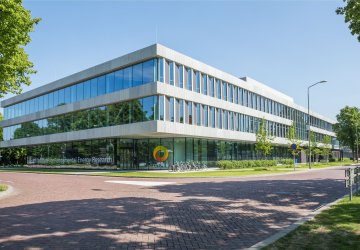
[333,106,360,161]
[287,122,302,168]
[336,0,360,42]
[255,118,273,159]
[0,0,41,97]
[309,132,321,163]
[321,135,332,162]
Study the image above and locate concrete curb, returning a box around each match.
[246,193,349,250]
[0,184,14,200]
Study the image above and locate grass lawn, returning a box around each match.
[91,168,295,178]
[0,160,352,178]
[295,159,353,169]
[0,184,8,192]
[264,195,360,250]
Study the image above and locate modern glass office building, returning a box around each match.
[0,44,337,169]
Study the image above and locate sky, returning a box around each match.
[2,0,359,120]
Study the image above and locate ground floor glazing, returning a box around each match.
[19,137,293,169]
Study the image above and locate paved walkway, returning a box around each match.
[0,168,347,249]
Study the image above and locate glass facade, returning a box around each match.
[25,137,290,169]
[4,96,160,140]
[4,59,157,120]
[4,56,333,134]
[156,58,333,133]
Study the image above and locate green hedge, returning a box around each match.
[216,159,293,169]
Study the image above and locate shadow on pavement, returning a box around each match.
[0,177,346,249]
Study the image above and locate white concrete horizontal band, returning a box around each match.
[0,120,297,148]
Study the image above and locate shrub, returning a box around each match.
[216,159,279,169]
[329,158,336,162]
[277,159,294,166]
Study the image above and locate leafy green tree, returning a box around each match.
[0,0,41,97]
[255,118,273,159]
[333,106,360,161]
[304,131,321,163]
[336,0,360,42]
[287,122,302,167]
[321,135,332,162]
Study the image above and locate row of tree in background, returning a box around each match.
[255,118,333,162]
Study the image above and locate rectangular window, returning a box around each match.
[187,67,192,90]
[209,77,214,97]
[52,91,59,107]
[249,92,253,108]
[187,101,193,124]
[229,112,234,130]
[229,85,233,103]
[90,78,98,98]
[217,80,221,99]
[143,59,155,84]
[179,99,184,123]
[76,83,84,102]
[142,96,155,121]
[106,72,115,94]
[234,87,238,104]
[170,97,174,122]
[210,107,215,128]
[114,69,123,91]
[223,82,227,101]
[159,95,164,120]
[235,113,239,131]
[217,108,222,129]
[58,88,65,106]
[48,92,54,108]
[158,58,164,82]
[34,97,39,112]
[123,67,132,89]
[132,63,143,87]
[195,71,200,93]
[203,105,208,127]
[196,103,201,126]
[179,65,183,88]
[97,76,106,96]
[43,94,49,110]
[202,74,207,95]
[38,95,44,111]
[169,62,174,85]
[84,80,91,100]
[224,110,228,130]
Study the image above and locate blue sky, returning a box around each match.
[3,0,359,120]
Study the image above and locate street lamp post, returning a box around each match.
[307,80,327,169]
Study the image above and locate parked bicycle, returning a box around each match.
[168,161,208,172]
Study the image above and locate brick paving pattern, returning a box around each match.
[0,168,347,249]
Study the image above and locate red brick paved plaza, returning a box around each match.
[0,168,347,249]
